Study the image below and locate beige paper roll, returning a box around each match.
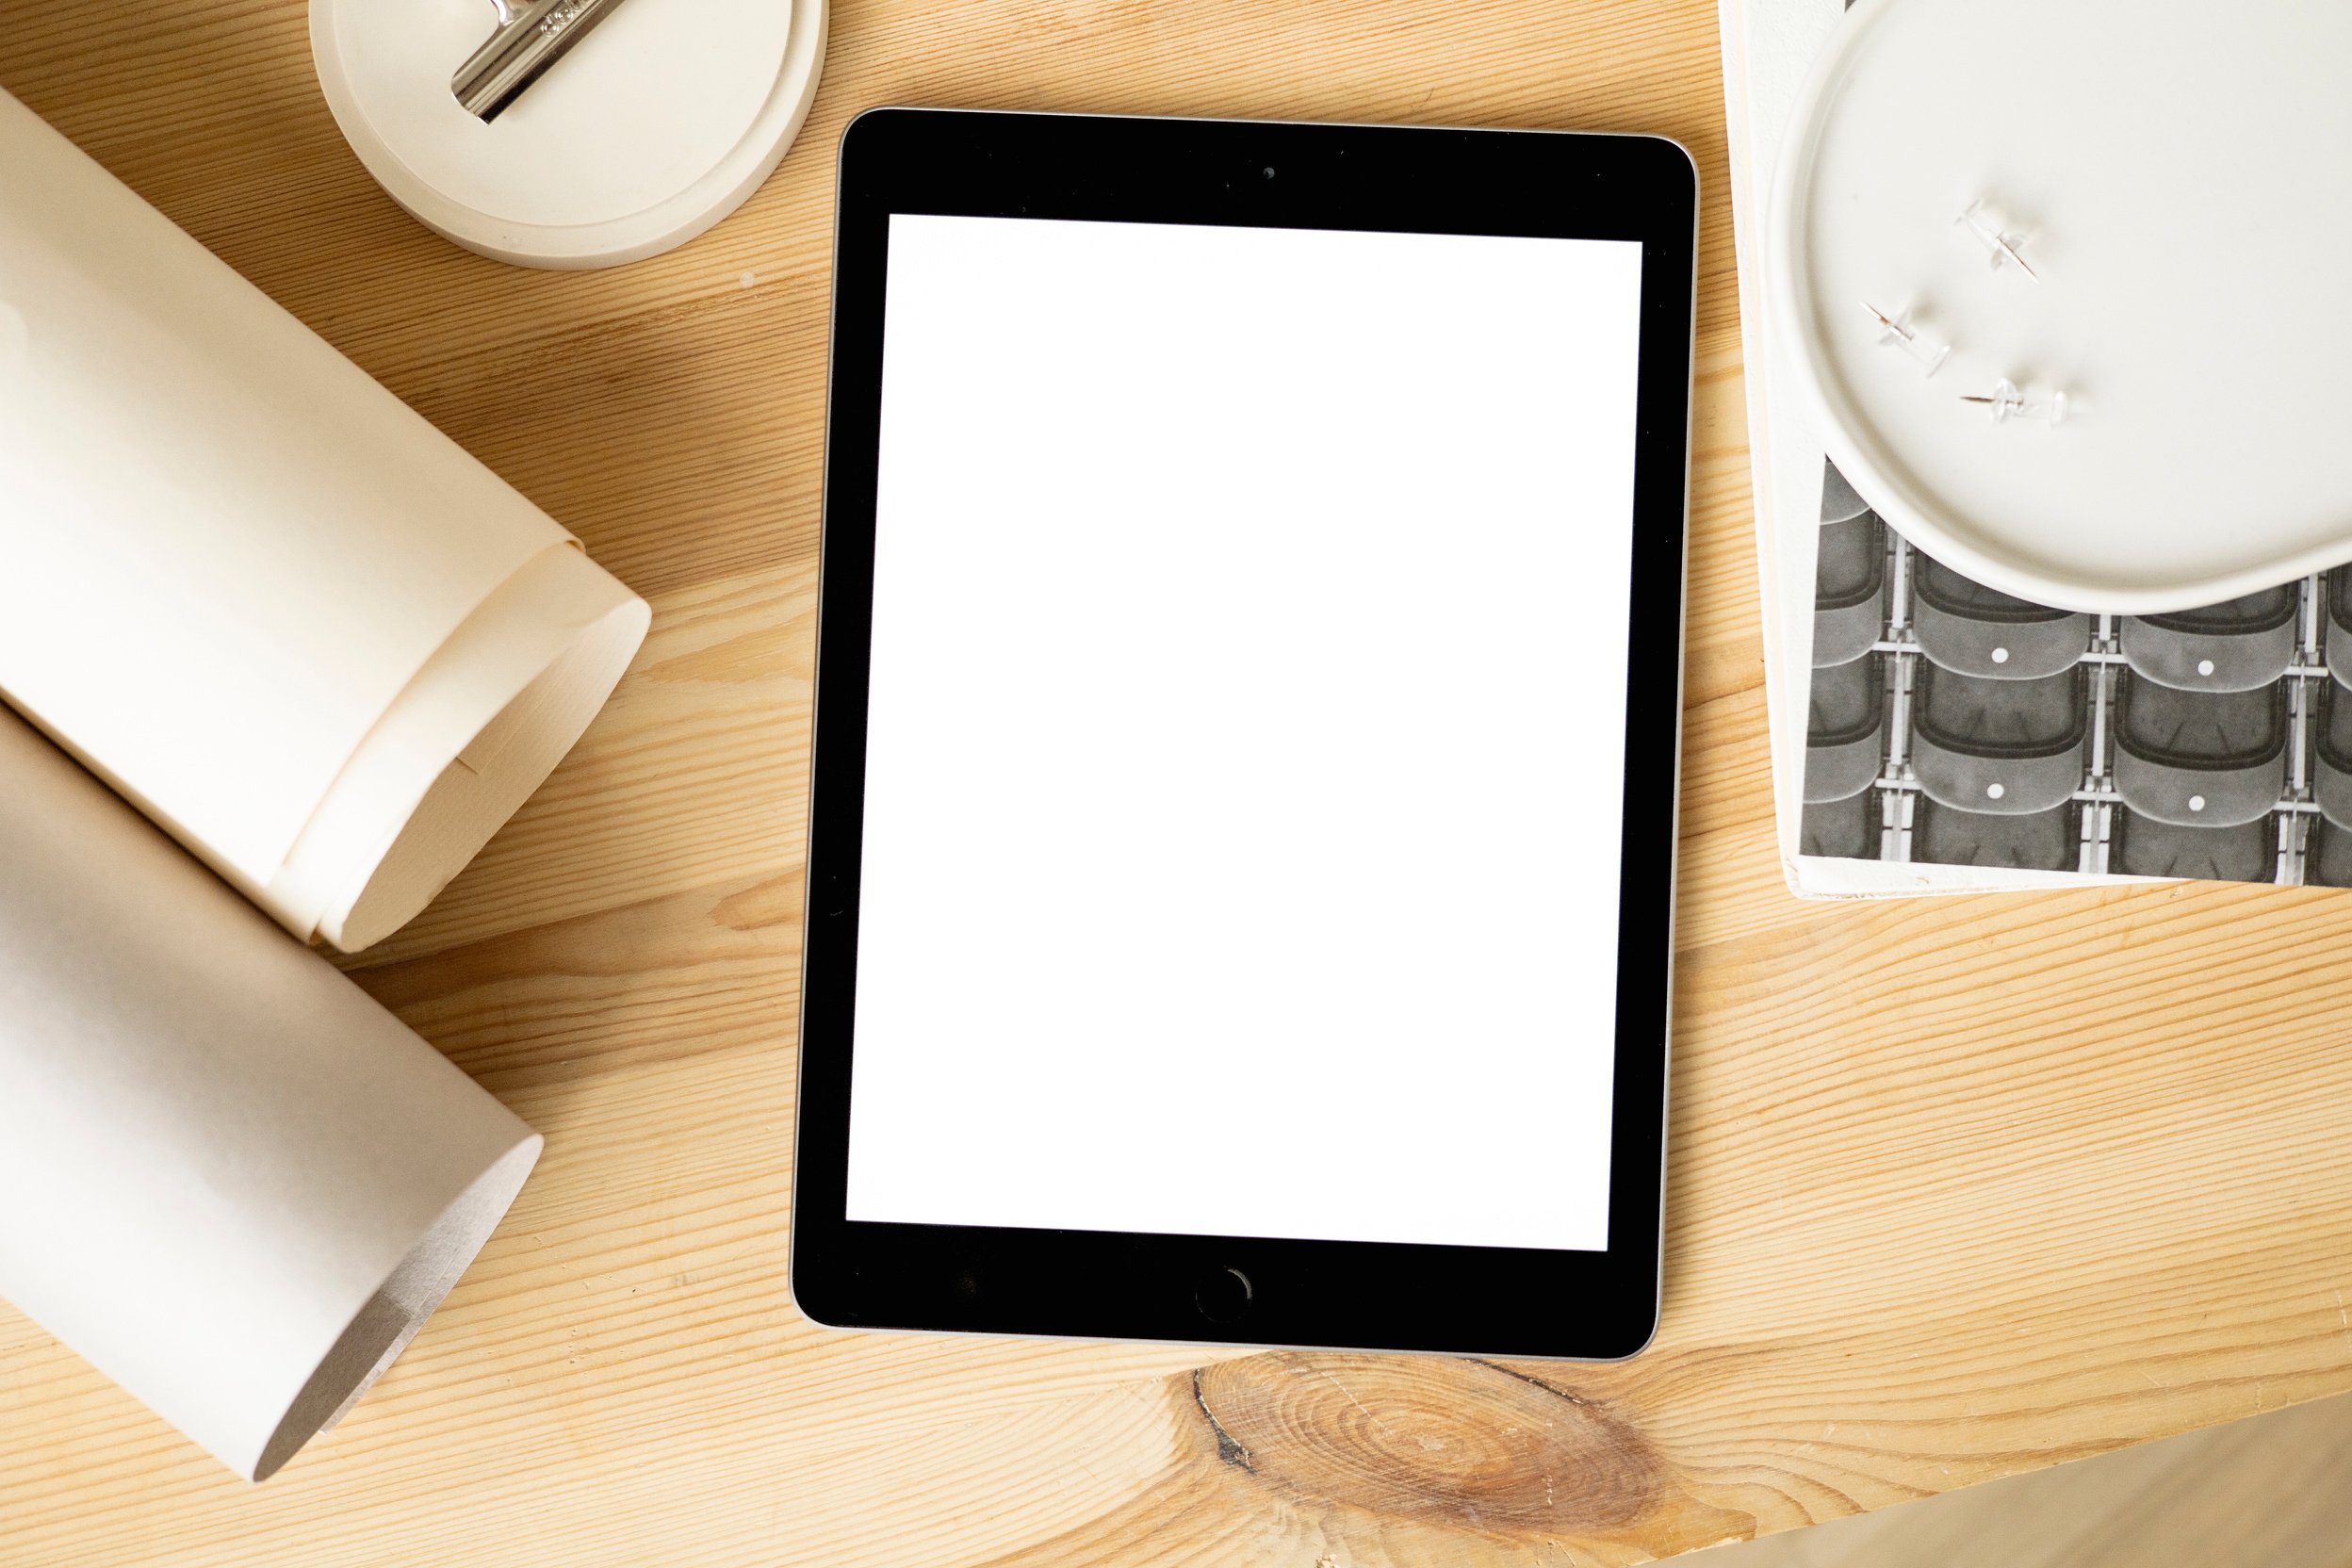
[0,88,649,951]
[0,709,542,1481]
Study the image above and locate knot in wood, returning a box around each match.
[1194,1352,1662,1531]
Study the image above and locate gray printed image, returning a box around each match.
[1803,461,2352,885]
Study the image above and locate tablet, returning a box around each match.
[792,108,1695,1360]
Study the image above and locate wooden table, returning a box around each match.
[7,2,2352,1563]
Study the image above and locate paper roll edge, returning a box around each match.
[268,544,651,951]
[247,1129,544,1482]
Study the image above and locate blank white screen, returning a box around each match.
[845,213,1642,1252]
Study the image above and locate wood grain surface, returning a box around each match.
[6,2,2352,1564]
[1700,1386,2352,1568]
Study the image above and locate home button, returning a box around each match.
[1193,1266,1253,1326]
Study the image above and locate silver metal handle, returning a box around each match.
[451,0,631,122]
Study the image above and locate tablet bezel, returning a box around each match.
[793,107,1695,1360]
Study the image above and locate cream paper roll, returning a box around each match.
[0,708,542,1481]
[0,88,649,952]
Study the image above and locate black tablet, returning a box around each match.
[792,108,1695,1360]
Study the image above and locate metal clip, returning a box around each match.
[452,0,631,122]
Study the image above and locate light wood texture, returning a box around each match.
[1696,1388,2352,1568]
[6,2,2352,1564]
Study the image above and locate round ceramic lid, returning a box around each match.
[1771,0,2352,612]
[311,0,826,269]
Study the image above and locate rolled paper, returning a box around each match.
[0,87,650,951]
[0,708,543,1481]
